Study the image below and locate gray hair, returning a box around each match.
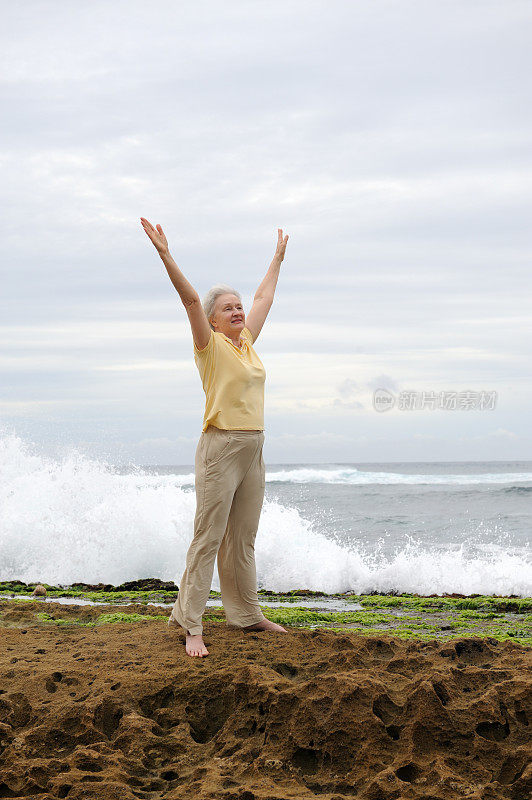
[202,284,242,329]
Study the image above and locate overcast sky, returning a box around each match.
[1,0,531,465]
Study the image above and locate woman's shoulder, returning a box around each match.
[241,326,254,344]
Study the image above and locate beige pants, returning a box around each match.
[169,426,267,636]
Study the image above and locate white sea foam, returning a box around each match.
[1,430,530,595]
[264,466,532,485]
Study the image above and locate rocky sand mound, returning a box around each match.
[0,602,531,799]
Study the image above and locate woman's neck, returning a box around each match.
[219,330,242,348]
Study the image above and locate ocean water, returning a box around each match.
[1,431,531,597]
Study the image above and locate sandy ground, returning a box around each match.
[0,599,531,799]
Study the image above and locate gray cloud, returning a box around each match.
[1,0,531,463]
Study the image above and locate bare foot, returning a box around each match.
[243,617,288,633]
[185,632,209,657]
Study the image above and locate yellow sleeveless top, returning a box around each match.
[193,326,266,432]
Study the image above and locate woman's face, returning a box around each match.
[211,293,245,337]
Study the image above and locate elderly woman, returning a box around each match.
[140,218,289,657]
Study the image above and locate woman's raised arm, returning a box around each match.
[245,228,289,343]
[140,217,211,350]
[140,217,198,306]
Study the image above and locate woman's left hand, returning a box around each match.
[275,228,289,261]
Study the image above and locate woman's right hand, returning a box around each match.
[140,217,169,254]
